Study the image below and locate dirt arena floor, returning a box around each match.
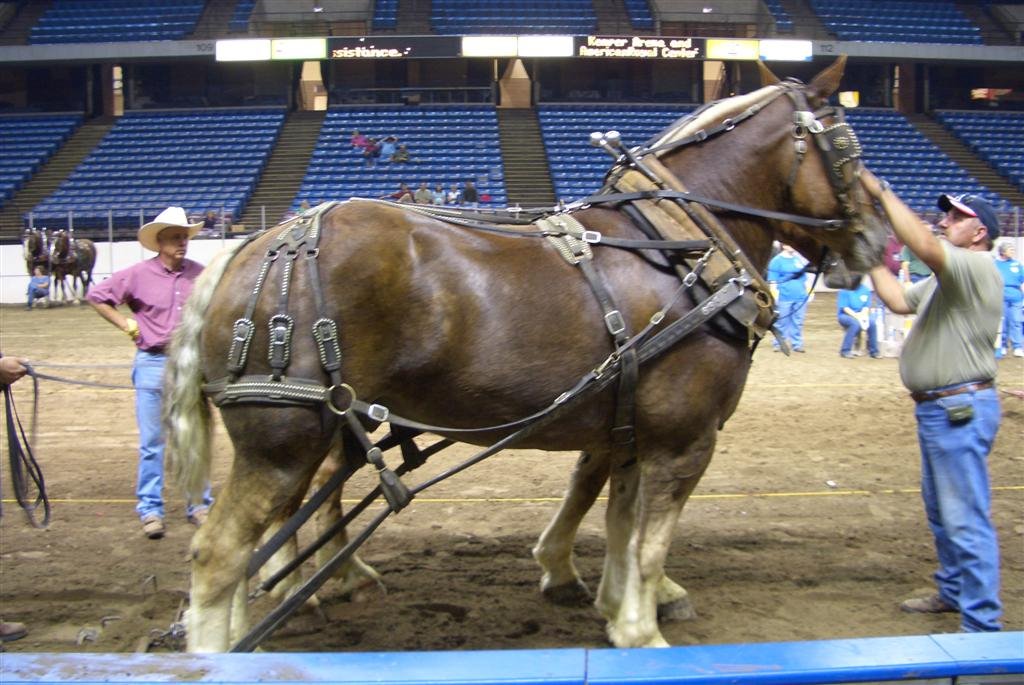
[1,296,1021,654]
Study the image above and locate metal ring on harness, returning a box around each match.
[326,383,356,416]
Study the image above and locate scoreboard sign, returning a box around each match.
[327,36,461,59]
[575,35,704,59]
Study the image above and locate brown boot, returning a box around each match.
[900,593,957,614]
[0,621,28,643]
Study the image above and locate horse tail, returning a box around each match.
[165,243,240,499]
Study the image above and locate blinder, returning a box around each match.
[788,95,864,227]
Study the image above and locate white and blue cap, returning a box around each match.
[937,193,1000,241]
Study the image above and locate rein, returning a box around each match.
[2,365,51,528]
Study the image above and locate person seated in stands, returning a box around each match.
[363,138,381,168]
[199,209,222,236]
[413,182,433,204]
[298,199,311,214]
[445,184,461,205]
[391,143,411,164]
[350,129,369,150]
[379,135,398,162]
[26,266,49,310]
[382,183,412,203]
[432,184,445,205]
[461,180,479,208]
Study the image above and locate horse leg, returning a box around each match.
[311,450,385,601]
[259,516,322,611]
[188,444,321,652]
[533,450,609,605]
[602,433,715,648]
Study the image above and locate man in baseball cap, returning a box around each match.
[859,171,1004,633]
[937,193,1001,244]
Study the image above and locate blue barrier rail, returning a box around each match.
[2,633,1022,684]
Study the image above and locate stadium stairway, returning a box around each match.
[0,117,113,238]
[189,0,238,39]
[777,0,832,39]
[496,109,557,209]
[956,1,1017,45]
[391,0,432,35]
[0,0,52,45]
[237,110,326,231]
[907,113,1024,208]
[592,0,634,35]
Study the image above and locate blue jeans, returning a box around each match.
[1000,299,1023,351]
[132,350,212,520]
[914,384,1001,632]
[837,312,878,356]
[773,299,807,351]
[26,286,47,308]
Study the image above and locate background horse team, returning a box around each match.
[20,227,96,304]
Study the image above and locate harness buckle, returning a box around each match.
[594,352,620,378]
[367,403,390,422]
[694,129,708,142]
[722,118,736,131]
[604,310,626,336]
[581,230,602,244]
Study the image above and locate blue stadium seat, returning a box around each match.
[290,105,507,213]
[935,110,1024,194]
[809,0,982,44]
[430,0,597,35]
[29,0,204,44]
[845,108,1010,212]
[538,104,694,202]
[30,108,285,229]
[0,113,82,208]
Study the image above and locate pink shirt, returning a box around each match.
[87,257,203,351]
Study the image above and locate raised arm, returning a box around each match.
[861,169,946,275]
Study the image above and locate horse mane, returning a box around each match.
[649,84,785,150]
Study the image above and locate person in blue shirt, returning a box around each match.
[994,241,1023,358]
[836,281,880,359]
[767,243,810,352]
[26,266,50,310]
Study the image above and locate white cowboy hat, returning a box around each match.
[138,206,203,252]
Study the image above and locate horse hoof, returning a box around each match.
[657,596,696,622]
[348,578,387,603]
[542,579,592,606]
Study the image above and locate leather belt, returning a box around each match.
[910,380,993,404]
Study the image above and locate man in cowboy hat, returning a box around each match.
[862,174,1004,633]
[87,207,212,539]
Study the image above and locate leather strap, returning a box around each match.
[910,381,993,404]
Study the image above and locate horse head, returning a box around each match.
[652,56,888,282]
[50,229,70,261]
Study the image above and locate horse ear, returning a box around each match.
[807,55,847,101]
[757,61,781,86]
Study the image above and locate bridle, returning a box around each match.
[782,82,864,224]
[583,79,866,233]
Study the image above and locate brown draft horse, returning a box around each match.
[166,58,890,652]
[48,230,96,304]
[21,228,49,276]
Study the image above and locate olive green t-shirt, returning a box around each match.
[899,242,1001,392]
